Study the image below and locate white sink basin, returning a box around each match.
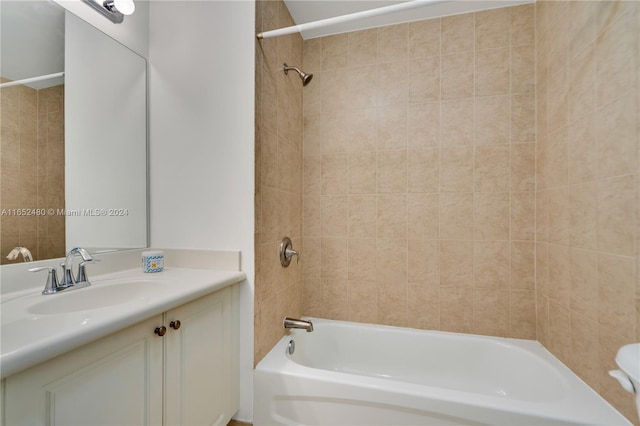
[27,280,167,315]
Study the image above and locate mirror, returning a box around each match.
[0,0,148,264]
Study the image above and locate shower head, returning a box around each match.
[283,63,313,86]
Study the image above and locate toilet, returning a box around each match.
[610,343,640,422]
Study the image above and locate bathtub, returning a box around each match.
[254,318,630,425]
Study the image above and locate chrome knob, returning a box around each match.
[154,326,167,336]
[170,320,181,330]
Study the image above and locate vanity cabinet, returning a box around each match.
[2,285,239,426]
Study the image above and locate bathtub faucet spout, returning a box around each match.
[283,317,313,332]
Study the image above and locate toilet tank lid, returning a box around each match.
[616,344,640,383]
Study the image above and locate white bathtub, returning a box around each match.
[254,318,630,425]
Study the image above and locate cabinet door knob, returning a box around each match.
[170,320,181,330]
[154,326,167,336]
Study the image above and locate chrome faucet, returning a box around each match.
[28,247,96,295]
[6,246,33,262]
[283,317,313,332]
[62,247,94,287]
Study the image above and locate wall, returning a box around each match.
[148,1,255,421]
[301,5,537,338]
[254,0,304,364]
[535,1,639,422]
[0,81,65,263]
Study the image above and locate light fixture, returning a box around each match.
[82,0,135,24]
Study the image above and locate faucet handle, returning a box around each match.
[60,262,75,286]
[76,259,101,286]
[280,237,300,267]
[28,266,63,295]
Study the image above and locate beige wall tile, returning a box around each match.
[349,29,377,67]
[408,284,440,329]
[408,239,439,284]
[377,194,407,238]
[474,145,510,192]
[407,149,439,193]
[598,253,635,339]
[348,280,378,323]
[441,13,474,54]
[595,13,639,108]
[377,281,408,327]
[377,105,407,150]
[407,102,440,150]
[567,113,597,184]
[440,241,473,287]
[570,313,600,390]
[322,34,349,70]
[321,238,348,280]
[322,195,348,237]
[302,237,321,278]
[378,24,408,64]
[511,93,536,143]
[511,44,535,94]
[440,146,473,192]
[569,248,597,321]
[568,44,595,123]
[597,175,637,257]
[409,57,440,103]
[475,48,510,96]
[548,300,572,365]
[595,93,638,179]
[511,191,535,241]
[511,241,535,290]
[535,242,550,297]
[321,154,348,194]
[348,195,377,238]
[475,8,510,50]
[302,194,321,236]
[568,182,597,250]
[347,108,378,152]
[441,99,474,147]
[348,238,377,281]
[473,192,510,241]
[511,4,535,46]
[348,151,376,194]
[474,241,509,289]
[376,238,408,283]
[475,95,510,146]
[377,61,407,106]
[548,243,571,307]
[440,192,473,240]
[407,193,439,240]
[408,19,440,59]
[473,288,510,337]
[303,155,321,194]
[441,52,474,100]
[511,143,535,191]
[440,287,473,332]
[377,150,407,193]
[510,290,536,339]
[322,278,349,320]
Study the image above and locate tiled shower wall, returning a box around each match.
[254,0,304,364]
[535,1,639,421]
[0,81,65,263]
[301,5,537,337]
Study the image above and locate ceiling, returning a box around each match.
[283,0,533,39]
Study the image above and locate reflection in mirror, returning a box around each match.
[1,1,66,264]
[0,1,148,264]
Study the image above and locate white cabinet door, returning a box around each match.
[3,315,163,426]
[163,286,239,426]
